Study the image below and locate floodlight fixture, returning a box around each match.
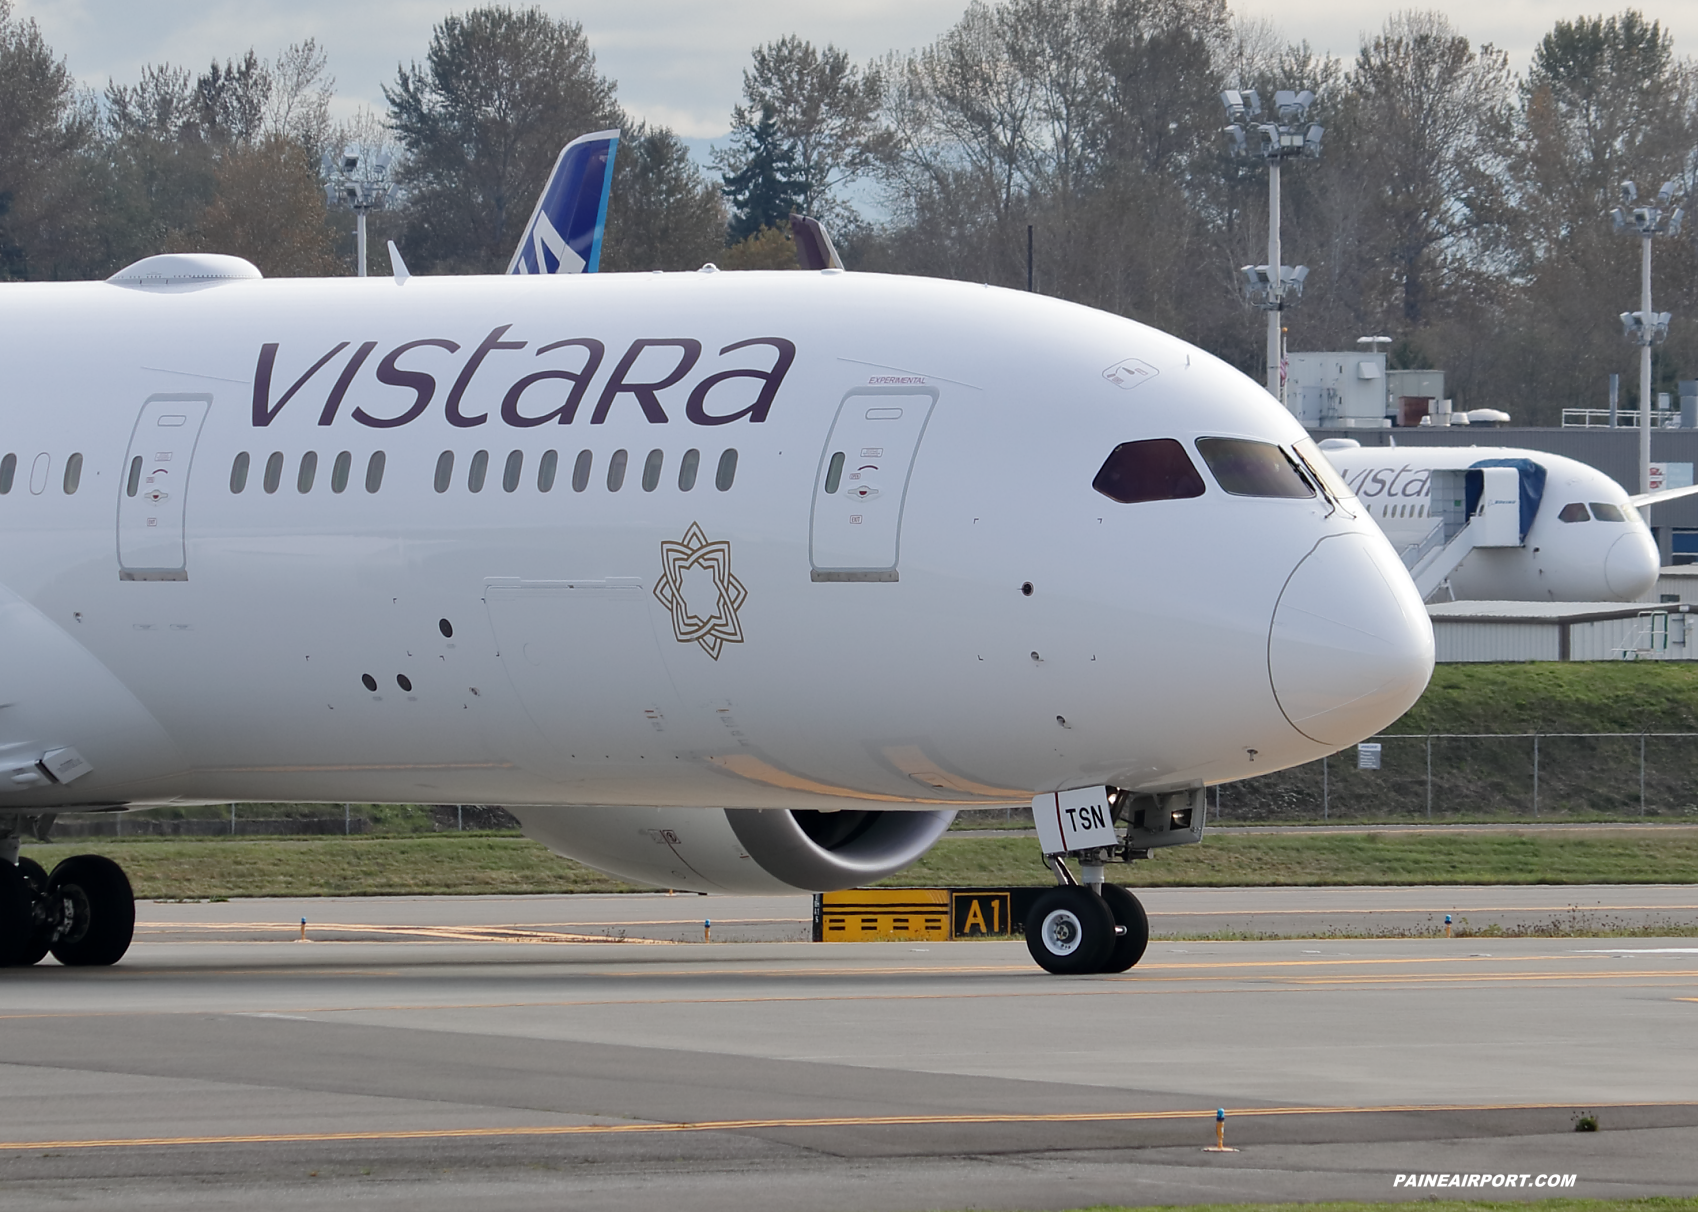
[1614,177,1683,492]
[1240,264,1308,310]
[1219,82,1323,401]
[325,143,399,277]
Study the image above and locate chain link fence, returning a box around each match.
[40,735,1698,837]
[1215,733,1698,823]
[46,804,520,838]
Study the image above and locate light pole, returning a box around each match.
[324,146,395,277]
[1222,88,1324,402]
[1612,179,1682,493]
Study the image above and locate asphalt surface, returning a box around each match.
[2,893,1696,1210]
[123,883,1698,944]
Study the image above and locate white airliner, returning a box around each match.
[0,253,1434,974]
[1321,440,1662,602]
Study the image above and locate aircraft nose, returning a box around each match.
[1268,533,1434,746]
[1605,530,1659,599]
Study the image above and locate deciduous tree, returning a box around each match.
[384,5,621,272]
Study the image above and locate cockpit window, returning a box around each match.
[1195,437,1315,499]
[1292,437,1357,506]
[1590,502,1627,522]
[1558,502,1589,523]
[1091,439,1206,504]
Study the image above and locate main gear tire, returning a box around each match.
[0,861,33,967]
[1097,883,1150,973]
[1024,886,1115,975]
[47,855,135,967]
[10,858,53,967]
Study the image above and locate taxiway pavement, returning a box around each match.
[122,883,1698,944]
[1,892,1695,1209]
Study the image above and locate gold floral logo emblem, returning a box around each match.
[654,523,748,659]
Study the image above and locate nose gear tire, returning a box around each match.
[1098,884,1149,972]
[1024,886,1115,975]
[47,855,135,967]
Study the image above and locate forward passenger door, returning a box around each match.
[808,387,938,582]
[117,395,211,582]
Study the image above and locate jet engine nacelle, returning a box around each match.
[508,805,956,894]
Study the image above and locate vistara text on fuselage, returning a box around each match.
[0,258,1432,878]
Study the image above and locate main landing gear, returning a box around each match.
[1,845,135,968]
[1024,882,1149,975]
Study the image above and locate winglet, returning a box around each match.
[789,213,844,271]
[507,129,620,275]
[388,240,410,284]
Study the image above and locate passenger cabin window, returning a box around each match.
[264,451,284,494]
[1195,437,1315,499]
[607,448,628,491]
[468,449,489,493]
[62,452,83,494]
[716,448,738,491]
[824,451,846,494]
[365,451,385,493]
[572,449,592,492]
[678,448,700,491]
[0,453,15,494]
[434,451,454,493]
[297,451,317,493]
[1558,502,1589,523]
[1091,438,1206,504]
[642,448,663,492]
[538,449,558,492]
[1590,502,1627,522]
[503,449,523,493]
[229,452,249,493]
[128,456,144,497]
[331,451,351,493]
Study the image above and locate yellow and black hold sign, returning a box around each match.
[813,888,1036,942]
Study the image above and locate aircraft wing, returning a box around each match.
[1628,483,1698,508]
[507,129,620,275]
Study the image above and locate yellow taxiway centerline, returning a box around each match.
[2,1099,1692,1153]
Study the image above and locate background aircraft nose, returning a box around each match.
[1268,533,1434,746]
[1605,530,1659,599]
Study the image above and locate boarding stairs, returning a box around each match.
[1400,466,1525,601]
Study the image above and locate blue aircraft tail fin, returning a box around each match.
[507,129,620,275]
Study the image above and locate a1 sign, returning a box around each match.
[1032,786,1119,855]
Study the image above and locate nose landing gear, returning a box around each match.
[1,853,135,968]
[1023,783,1197,974]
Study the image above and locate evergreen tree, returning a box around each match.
[721,105,807,244]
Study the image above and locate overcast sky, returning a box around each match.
[16,0,1698,140]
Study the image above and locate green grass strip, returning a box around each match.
[892,830,1698,888]
[19,827,1698,901]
